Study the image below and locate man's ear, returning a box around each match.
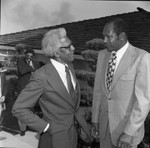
[119,32,126,41]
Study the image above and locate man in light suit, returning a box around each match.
[92,18,150,148]
[12,28,80,148]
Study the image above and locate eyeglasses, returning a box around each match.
[60,44,72,51]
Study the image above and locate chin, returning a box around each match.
[70,58,74,62]
[66,58,74,64]
[107,48,114,52]
[107,49,112,52]
[70,56,74,61]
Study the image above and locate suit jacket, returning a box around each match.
[12,61,80,148]
[16,57,40,93]
[92,44,150,146]
[0,72,7,97]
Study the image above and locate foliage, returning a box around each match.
[81,50,99,62]
[85,38,106,51]
[75,70,95,87]
[80,88,93,107]
[75,38,103,147]
[4,55,18,75]
[5,68,17,75]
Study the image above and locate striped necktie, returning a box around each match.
[65,66,76,96]
[106,51,117,91]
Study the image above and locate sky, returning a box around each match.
[1,0,150,35]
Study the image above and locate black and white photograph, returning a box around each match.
[0,0,150,148]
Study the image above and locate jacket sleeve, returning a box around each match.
[124,53,150,136]
[12,71,47,133]
[92,51,103,123]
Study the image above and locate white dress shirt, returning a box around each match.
[114,41,129,73]
[43,59,76,132]
[51,59,76,92]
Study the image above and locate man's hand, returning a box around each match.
[91,122,99,138]
[117,132,133,148]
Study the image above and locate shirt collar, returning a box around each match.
[116,41,129,59]
[51,58,65,68]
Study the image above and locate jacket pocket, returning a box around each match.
[49,122,67,135]
[120,73,136,81]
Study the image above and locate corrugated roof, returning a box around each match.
[0,8,150,54]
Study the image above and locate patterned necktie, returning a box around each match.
[106,51,117,91]
[65,66,76,96]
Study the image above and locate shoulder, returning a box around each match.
[98,49,108,56]
[17,57,25,64]
[34,65,46,75]
[33,63,51,77]
[33,60,40,64]
[97,49,108,61]
[130,45,150,66]
[129,44,149,57]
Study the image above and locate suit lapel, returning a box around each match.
[45,62,75,108]
[111,44,135,90]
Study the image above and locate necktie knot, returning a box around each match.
[65,66,69,73]
[111,51,116,57]
[109,51,116,61]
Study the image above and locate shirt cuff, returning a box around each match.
[43,123,50,132]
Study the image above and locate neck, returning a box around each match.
[114,41,128,52]
[53,57,67,65]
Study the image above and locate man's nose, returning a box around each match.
[70,45,75,51]
[103,37,107,43]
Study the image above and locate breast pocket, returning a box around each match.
[120,73,136,100]
[120,73,136,81]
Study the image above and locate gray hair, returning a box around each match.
[42,28,66,57]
